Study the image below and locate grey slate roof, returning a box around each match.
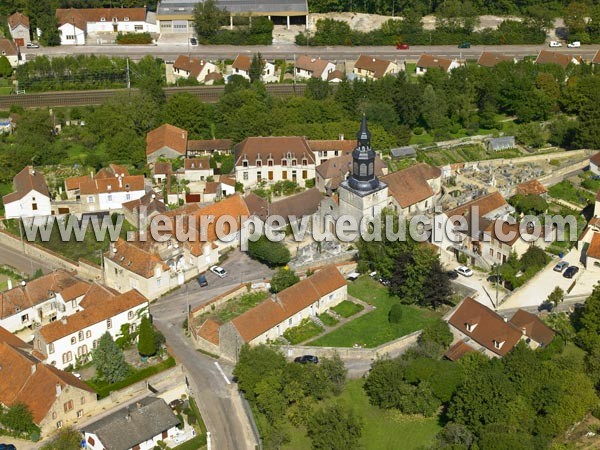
[486,136,515,150]
[157,0,308,15]
[83,397,179,450]
[390,146,416,159]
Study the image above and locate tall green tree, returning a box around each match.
[137,316,156,357]
[307,404,363,450]
[249,53,265,84]
[93,332,129,383]
[1,403,38,435]
[0,56,12,78]
[270,267,300,293]
[193,0,227,39]
[41,426,82,450]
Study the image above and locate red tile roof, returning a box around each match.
[444,340,476,361]
[79,175,145,195]
[0,38,18,56]
[3,166,50,204]
[232,54,252,72]
[231,266,346,342]
[587,232,600,260]
[187,139,233,152]
[445,191,508,220]
[8,12,29,30]
[354,54,394,78]
[516,179,548,196]
[173,55,211,79]
[317,153,385,189]
[56,8,146,28]
[483,219,521,246]
[477,52,513,67]
[509,309,555,347]
[184,157,211,171]
[535,50,579,69]
[590,151,600,167]
[105,239,168,279]
[416,54,454,71]
[198,318,221,345]
[78,282,119,309]
[153,162,172,176]
[96,164,130,179]
[39,290,148,343]
[296,55,333,78]
[448,297,522,357]
[308,139,357,153]
[381,163,441,208]
[146,124,188,157]
[235,136,315,166]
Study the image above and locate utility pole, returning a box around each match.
[495,263,500,309]
[126,58,131,89]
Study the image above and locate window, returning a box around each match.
[465,323,477,333]
[282,171,287,180]
[56,421,62,429]
[106,318,112,329]
[52,411,57,420]
[489,249,494,256]
[21,314,28,323]
[77,409,83,418]
[71,336,76,345]
[78,331,84,341]
[281,159,288,167]
[126,193,131,201]
[243,172,248,181]
[66,35,75,40]
[64,400,74,413]
[302,159,308,166]
[288,318,292,326]
[291,159,297,166]
[32,203,38,211]
[93,340,98,349]
[128,310,134,319]
[62,351,72,364]
[87,196,94,203]
[256,160,262,167]
[81,396,86,405]
[49,343,55,354]
[71,299,77,309]
[242,160,248,167]
[86,330,91,338]
[267,159,273,167]
[134,24,143,31]
[493,340,505,349]
[302,170,307,179]
[77,345,88,356]
[107,194,113,202]
[157,278,162,287]
[87,437,95,446]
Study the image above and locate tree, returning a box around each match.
[41,426,82,450]
[564,2,589,39]
[547,286,565,307]
[307,404,363,450]
[249,53,265,84]
[422,260,452,309]
[319,353,347,395]
[388,303,403,324]
[1,403,38,435]
[193,0,227,39]
[0,56,12,78]
[247,235,291,267]
[270,267,300,293]
[137,315,156,357]
[93,332,129,383]
[233,345,287,401]
[364,359,406,408]
[519,245,549,269]
[419,319,453,350]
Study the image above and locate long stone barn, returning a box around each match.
[191,265,347,361]
[156,0,309,34]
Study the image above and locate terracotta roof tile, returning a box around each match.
[483,219,521,246]
[308,139,357,153]
[198,318,220,345]
[587,232,600,260]
[316,153,385,188]
[416,54,454,71]
[448,297,522,356]
[204,72,223,82]
[0,38,18,57]
[59,280,92,302]
[381,163,440,208]
[204,182,219,195]
[477,52,513,67]
[185,157,211,171]
[56,7,146,28]
[39,290,148,343]
[516,179,548,196]
[235,137,315,166]
[354,54,394,78]
[65,174,92,191]
[122,191,167,215]
[327,70,345,81]
[535,50,579,69]
[173,55,211,79]
[445,191,508,219]
[78,283,119,309]
[153,162,172,176]
[146,124,188,157]
[8,12,30,30]
[96,164,130,179]
[590,151,600,167]
[3,166,50,204]
[444,340,476,361]
[79,175,145,195]
[296,55,333,78]
[187,139,233,152]
[105,239,168,278]
[232,54,251,72]
[509,309,555,347]
[593,51,600,64]
[231,266,345,342]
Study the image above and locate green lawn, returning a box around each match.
[549,180,594,206]
[308,277,439,348]
[283,379,442,450]
[283,318,323,344]
[416,144,523,166]
[317,312,339,327]
[211,291,269,322]
[331,300,364,318]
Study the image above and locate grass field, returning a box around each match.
[548,180,594,206]
[331,300,364,318]
[211,291,269,322]
[282,379,442,450]
[283,318,323,344]
[308,277,439,348]
[317,312,339,327]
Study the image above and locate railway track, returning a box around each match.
[0,83,307,109]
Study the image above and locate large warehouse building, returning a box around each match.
[156,0,308,33]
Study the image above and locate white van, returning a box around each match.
[549,41,562,47]
[568,41,581,48]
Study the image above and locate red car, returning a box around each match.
[396,43,409,50]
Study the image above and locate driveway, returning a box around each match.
[150,250,272,450]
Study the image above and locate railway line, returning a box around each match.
[0,83,307,109]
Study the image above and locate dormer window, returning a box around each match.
[256,159,262,167]
[242,159,248,167]
[465,322,477,333]
[302,158,308,166]
[124,17,129,21]
[100,17,106,22]
[493,339,505,350]
[112,17,118,23]
[291,159,297,166]
[267,159,273,167]
[281,159,288,167]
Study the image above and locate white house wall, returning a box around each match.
[4,190,52,219]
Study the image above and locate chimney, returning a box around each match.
[7,279,12,290]
[90,170,94,178]
[339,134,344,141]
[61,317,67,325]
[55,382,62,397]
[521,327,527,335]
[118,175,123,188]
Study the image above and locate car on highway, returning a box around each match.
[563,266,579,278]
[455,266,473,277]
[458,42,471,48]
[294,355,319,364]
[549,40,563,47]
[190,37,198,46]
[210,265,227,278]
[553,261,569,272]
[567,41,581,48]
[396,42,409,50]
[26,42,40,48]
[197,274,208,287]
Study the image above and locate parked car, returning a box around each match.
[210,265,227,278]
[0,445,17,450]
[455,266,473,277]
[553,261,569,272]
[189,37,198,46]
[567,41,581,48]
[396,42,409,49]
[538,301,554,313]
[563,266,580,278]
[447,270,459,280]
[458,42,471,48]
[346,272,360,281]
[549,41,563,47]
[26,42,39,48]
[379,277,391,286]
[294,355,319,364]
[197,274,208,287]
[169,399,184,410]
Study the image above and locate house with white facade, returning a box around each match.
[196,265,347,361]
[172,55,219,84]
[83,397,179,450]
[146,124,188,163]
[380,163,442,216]
[56,8,157,45]
[3,166,52,219]
[8,12,30,46]
[0,326,97,437]
[234,136,316,188]
[590,152,600,176]
[33,289,149,370]
[295,55,336,81]
[416,54,462,75]
[0,38,20,68]
[0,270,90,333]
[230,54,277,83]
[78,174,146,212]
[180,157,214,182]
[353,54,399,80]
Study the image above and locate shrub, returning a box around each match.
[413,127,424,135]
[247,235,291,267]
[388,303,403,324]
[116,32,153,45]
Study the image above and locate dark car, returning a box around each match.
[458,42,471,48]
[190,37,198,46]
[0,445,17,450]
[563,266,580,278]
[396,42,409,49]
[197,274,208,287]
[169,398,184,410]
[294,355,319,364]
[538,301,554,313]
[447,270,459,280]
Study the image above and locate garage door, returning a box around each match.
[172,20,188,33]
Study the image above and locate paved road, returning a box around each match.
[0,241,52,276]
[22,43,600,62]
[150,250,273,450]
